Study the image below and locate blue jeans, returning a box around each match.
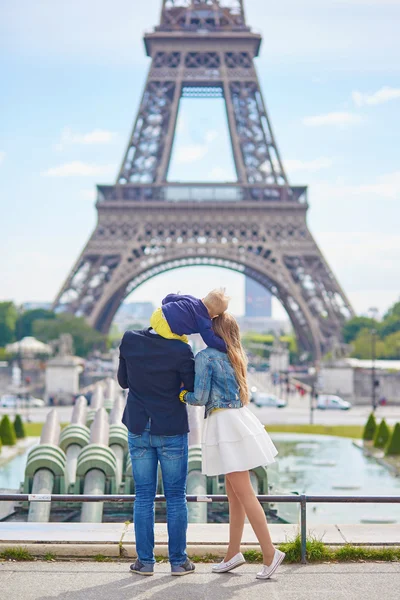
[128,425,188,566]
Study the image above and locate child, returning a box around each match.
[150,289,229,353]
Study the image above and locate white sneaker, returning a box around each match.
[212,552,246,573]
[256,549,286,579]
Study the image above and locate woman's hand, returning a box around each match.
[179,388,188,404]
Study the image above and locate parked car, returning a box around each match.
[316,395,351,410]
[0,394,45,408]
[254,393,287,408]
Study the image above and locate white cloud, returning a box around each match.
[208,166,236,181]
[314,230,400,315]
[173,130,220,164]
[41,161,116,177]
[303,112,362,127]
[205,130,219,143]
[285,158,333,172]
[80,189,97,201]
[174,144,208,164]
[55,127,117,150]
[0,151,5,164]
[352,86,400,107]
[314,171,400,201]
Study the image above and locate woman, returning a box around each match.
[180,313,285,580]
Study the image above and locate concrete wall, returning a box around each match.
[354,369,400,406]
[320,367,354,399]
[320,366,400,406]
[45,363,81,404]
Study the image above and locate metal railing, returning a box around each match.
[96,183,308,204]
[1,493,400,564]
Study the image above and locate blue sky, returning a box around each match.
[1,0,399,319]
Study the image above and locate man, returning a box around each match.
[118,326,195,576]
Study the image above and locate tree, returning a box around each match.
[14,415,26,439]
[242,332,274,359]
[351,328,386,359]
[0,302,18,347]
[33,313,106,357]
[0,415,17,446]
[382,331,400,360]
[16,309,56,340]
[363,413,377,441]
[383,301,400,321]
[380,315,400,338]
[386,423,400,456]
[342,316,378,344]
[373,419,391,450]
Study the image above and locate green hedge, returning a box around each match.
[373,418,391,449]
[13,415,26,439]
[0,415,17,446]
[363,413,377,441]
[386,422,400,456]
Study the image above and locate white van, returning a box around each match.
[316,395,351,410]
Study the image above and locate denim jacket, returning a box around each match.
[185,347,242,418]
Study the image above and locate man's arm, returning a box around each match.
[200,326,227,353]
[117,356,128,389]
[179,345,195,392]
[117,333,128,389]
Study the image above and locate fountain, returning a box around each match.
[24,410,66,522]
[76,408,117,522]
[59,396,90,489]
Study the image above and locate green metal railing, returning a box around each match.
[1,493,400,564]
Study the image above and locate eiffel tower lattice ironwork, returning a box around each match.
[53,0,354,359]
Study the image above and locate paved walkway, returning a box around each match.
[0,562,399,600]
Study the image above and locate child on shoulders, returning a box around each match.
[150,288,229,352]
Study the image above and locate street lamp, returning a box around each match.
[368,307,379,413]
[371,328,378,412]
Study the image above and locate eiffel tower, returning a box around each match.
[53,0,354,359]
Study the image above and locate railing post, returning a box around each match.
[300,494,307,564]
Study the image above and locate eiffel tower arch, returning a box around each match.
[53,0,354,360]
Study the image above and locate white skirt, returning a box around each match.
[201,406,278,476]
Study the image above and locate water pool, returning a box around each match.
[0,447,34,490]
[269,433,400,525]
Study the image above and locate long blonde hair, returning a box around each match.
[212,313,249,405]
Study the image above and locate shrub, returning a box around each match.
[363,413,377,441]
[373,418,390,449]
[386,422,400,456]
[0,547,33,561]
[0,415,17,446]
[14,415,26,439]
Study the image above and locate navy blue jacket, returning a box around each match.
[118,329,195,435]
[162,293,227,353]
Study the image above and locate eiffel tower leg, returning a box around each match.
[117,74,180,184]
[223,65,288,185]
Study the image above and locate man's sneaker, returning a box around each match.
[256,549,286,580]
[171,559,196,576]
[212,553,246,573]
[130,559,154,576]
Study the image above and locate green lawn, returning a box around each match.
[22,422,363,439]
[266,424,363,439]
[25,422,68,437]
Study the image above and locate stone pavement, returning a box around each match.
[0,561,399,600]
